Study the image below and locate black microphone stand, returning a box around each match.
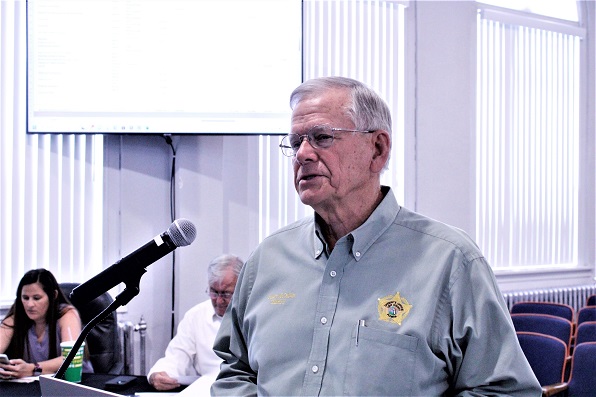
[55,268,147,380]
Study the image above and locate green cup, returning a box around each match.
[60,341,84,383]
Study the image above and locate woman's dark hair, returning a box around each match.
[1,268,73,360]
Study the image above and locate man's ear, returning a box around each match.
[370,130,391,173]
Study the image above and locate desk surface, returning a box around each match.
[0,373,186,396]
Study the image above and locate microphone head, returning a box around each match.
[167,219,197,247]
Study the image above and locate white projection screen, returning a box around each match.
[27,0,303,135]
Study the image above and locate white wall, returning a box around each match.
[409,1,477,234]
[105,134,264,374]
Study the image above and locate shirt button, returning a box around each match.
[330,270,337,277]
[315,249,321,256]
[312,365,319,373]
[320,317,327,324]
[355,251,361,257]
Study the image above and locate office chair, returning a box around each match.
[542,341,596,397]
[576,306,596,327]
[565,341,596,396]
[511,301,574,322]
[574,321,596,346]
[516,331,568,397]
[60,283,124,374]
[511,313,573,353]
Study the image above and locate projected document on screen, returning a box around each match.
[27,0,302,135]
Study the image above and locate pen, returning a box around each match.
[356,319,365,346]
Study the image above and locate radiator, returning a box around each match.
[502,284,596,313]
[118,317,147,375]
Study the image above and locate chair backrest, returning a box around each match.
[60,283,124,375]
[566,342,596,396]
[575,321,596,346]
[587,294,596,307]
[517,331,567,387]
[511,301,574,322]
[511,313,573,351]
[576,306,596,326]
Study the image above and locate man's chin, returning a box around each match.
[297,189,323,207]
[215,309,226,317]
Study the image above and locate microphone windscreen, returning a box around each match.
[167,219,196,247]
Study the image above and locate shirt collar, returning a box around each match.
[313,214,328,259]
[208,300,223,323]
[313,186,399,261]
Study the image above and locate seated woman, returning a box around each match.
[0,268,90,378]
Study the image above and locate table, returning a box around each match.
[0,373,187,396]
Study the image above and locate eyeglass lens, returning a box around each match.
[282,125,335,156]
[208,288,233,299]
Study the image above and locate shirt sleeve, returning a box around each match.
[147,309,199,379]
[440,257,541,396]
[211,262,258,396]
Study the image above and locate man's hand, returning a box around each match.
[149,371,181,391]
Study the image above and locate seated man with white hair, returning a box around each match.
[147,254,243,392]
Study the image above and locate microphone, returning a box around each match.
[69,219,197,306]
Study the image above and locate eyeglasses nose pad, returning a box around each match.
[297,134,316,151]
[290,136,307,156]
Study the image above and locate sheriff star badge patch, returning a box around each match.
[378,292,412,325]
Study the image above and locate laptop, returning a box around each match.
[39,374,121,397]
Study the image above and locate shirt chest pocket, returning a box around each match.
[343,325,419,396]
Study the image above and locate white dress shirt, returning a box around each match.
[148,299,222,383]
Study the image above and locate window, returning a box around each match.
[476,4,584,269]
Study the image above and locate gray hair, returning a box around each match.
[207,254,244,285]
[289,76,392,134]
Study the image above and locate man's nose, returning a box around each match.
[295,136,317,160]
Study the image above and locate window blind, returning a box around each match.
[476,9,582,269]
[0,1,104,305]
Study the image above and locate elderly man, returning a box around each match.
[211,77,541,396]
[147,254,243,392]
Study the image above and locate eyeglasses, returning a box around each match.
[279,125,374,157]
[206,288,234,300]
